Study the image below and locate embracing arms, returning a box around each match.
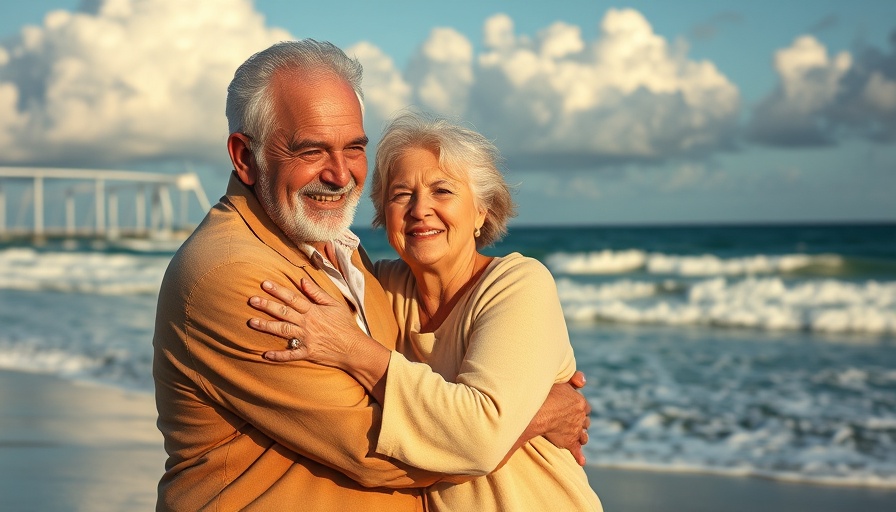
[248,273,592,470]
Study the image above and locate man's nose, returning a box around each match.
[319,152,351,188]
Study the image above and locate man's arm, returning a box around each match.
[173,261,442,489]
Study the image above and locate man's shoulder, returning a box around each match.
[164,206,291,290]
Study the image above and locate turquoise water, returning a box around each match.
[0,222,894,486]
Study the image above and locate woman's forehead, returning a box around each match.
[390,146,468,183]
[388,166,468,190]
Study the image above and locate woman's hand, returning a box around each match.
[248,278,378,371]
[248,278,391,398]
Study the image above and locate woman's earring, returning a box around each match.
[474,227,481,238]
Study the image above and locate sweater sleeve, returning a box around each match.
[375,255,576,475]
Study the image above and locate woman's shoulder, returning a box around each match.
[478,252,556,293]
[489,252,552,278]
[372,257,412,284]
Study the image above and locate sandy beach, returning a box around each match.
[2,368,894,512]
[0,369,165,512]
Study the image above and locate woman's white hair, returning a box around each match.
[371,111,517,248]
[225,39,364,164]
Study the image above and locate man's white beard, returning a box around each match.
[256,169,361,245]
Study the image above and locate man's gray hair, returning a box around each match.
[225,39,364,158]
[371,111,517,248]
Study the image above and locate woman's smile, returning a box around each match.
[406,227,445,238]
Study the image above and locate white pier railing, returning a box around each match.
[0,166,212,242]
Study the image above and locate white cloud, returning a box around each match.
[863,71,896,111]
[347,41,411,133]
[404,27,474,116]
[750,33,896,145]
[483,13,517,51]
[0,0,290,167]
[748,35,851,146]
[538,21,584,60]
[468,9,740,167]
[0,4,742,170]
[351,9,741,169]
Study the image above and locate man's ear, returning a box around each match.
[228,133,258,186]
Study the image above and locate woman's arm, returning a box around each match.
[507,372,591,467]
[371,257,578,475]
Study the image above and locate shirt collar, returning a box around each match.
[299,231,361,270]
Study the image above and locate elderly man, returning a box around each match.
[153,39,588,511]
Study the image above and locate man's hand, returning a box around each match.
[534,371,591,466]
[568,370,587,390]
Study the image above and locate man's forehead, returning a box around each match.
[268,72,363,136]
[271,67,354,98]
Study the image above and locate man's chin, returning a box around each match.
[285,215,352,244]
[269,193,360,244]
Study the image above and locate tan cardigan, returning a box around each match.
[153,175,438,511]
[373,254,602,511]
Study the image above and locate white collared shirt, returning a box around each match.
[299,230,370,335]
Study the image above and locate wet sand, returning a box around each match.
[0,369,164,512]
[584,465,896,512]
[2,368,894,511]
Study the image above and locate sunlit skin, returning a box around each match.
[385,146,489,326]
[227,68,368,253]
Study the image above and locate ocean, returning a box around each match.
[1,223,894,488]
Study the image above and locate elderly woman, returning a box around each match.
[248,112,602,511]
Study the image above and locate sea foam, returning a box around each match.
[547,250,844,276]
[0,247,168,295]
[558,276,896,334]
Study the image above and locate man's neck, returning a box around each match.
[309,240,340,273]
[308,241,329,255]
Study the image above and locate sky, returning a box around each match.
[0,0,894,226]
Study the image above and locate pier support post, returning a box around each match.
[0,184,5,235]
[95,178,105,235]
[66,192,76,236]
[34,176,44,238]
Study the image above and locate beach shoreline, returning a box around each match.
[0,369,164,512]
[2,368,894,512]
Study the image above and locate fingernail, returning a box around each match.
[249,297,260,305]
[249,318,260,327]
[262,281,273,290]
